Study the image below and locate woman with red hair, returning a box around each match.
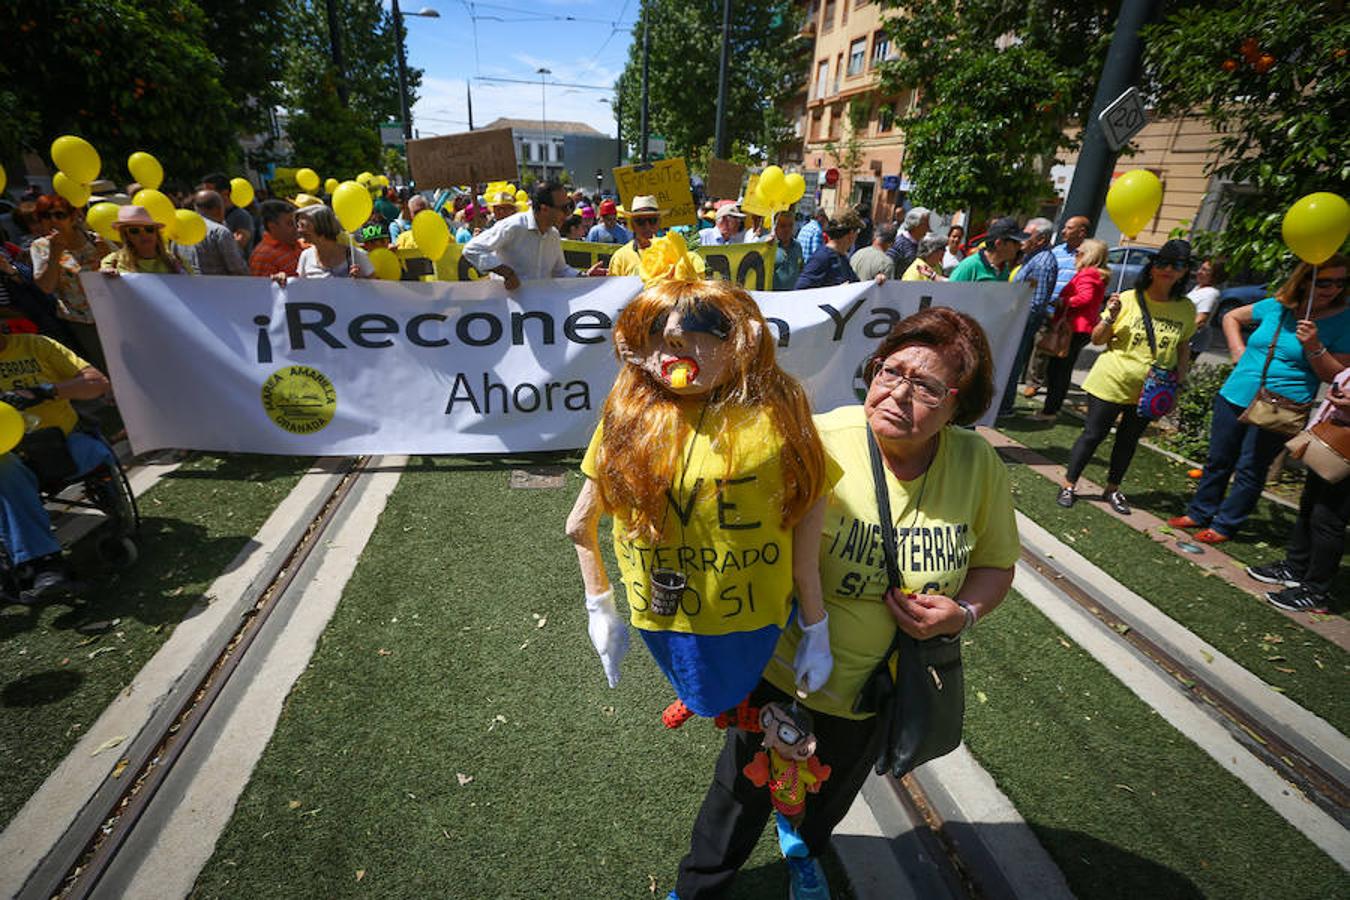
[28,194,111,370]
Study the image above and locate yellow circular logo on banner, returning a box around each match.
[261,366,337,435]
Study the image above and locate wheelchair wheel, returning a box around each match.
[96,535,138,568]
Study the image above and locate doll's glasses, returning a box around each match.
[649,302,731,340]
[759,706,807,746]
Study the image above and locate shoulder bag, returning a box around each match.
[852,429,964,778]
[1036,306,1072,358]
[1237,308,1313,437]
[1135,292,1181,420]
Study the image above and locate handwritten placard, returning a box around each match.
[705,158,745,201]
[613,158,696,227]
[407,129,518,188]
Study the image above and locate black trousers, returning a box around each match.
[1065,394,1151,487]
[1042,332,1093,416]
[1286,469,1350,592]
[674,680,882,899]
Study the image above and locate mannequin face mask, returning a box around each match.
[620,301,734,395]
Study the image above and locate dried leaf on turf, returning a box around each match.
[90,735,126,756]
[1114,783,1136,793]
[1261,633,1284,644]
[1057,637,1072,649]
[536,617,547,629]
[976,690,988,704]
[288,800,302,809]
[456,773,474,786]
[377,648,391,656]
[355,869,365,882]
[87,646,115,659]
[1274,667,1296,674]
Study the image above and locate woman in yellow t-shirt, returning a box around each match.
[671,308,1018,897]
[1059,239,1196,515]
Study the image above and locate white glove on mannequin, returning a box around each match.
[793,613,833,694]
[585,589,630,688]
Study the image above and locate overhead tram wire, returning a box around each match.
[474,75,613,91]
[466,0,634,24]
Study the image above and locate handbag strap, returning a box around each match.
[1255,307,1286,389]
[866,428,908,662]
[1135,290,1159,358]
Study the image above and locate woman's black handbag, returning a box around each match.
[854,429,965,778]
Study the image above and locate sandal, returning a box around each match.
[1167,515,1201,529]
[1193,528,1230,544]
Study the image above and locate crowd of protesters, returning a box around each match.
[1,169,1345,613]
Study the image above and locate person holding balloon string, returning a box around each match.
[98,205,195,277]
[29,195,112,371]
[292,205,374,280]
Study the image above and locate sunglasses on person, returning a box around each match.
[873,365,957,407]
[759,706,808,747]
[1154,259,1191,270]
[632,216,660,228]
[121,225,157,236]
[39,211,70,221]
[1314,277,1346,288]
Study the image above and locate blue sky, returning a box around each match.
[388,0,636,139]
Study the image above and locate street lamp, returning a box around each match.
[392,1,439,143]
[537,68,552,181]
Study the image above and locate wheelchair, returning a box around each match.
[0,417,141,604]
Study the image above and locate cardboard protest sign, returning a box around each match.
[407,129,518,189]
[705,158,745,201]
[613,158,696,227]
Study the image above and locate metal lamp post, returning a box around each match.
[392,2,439,143]
[537,67,552,181]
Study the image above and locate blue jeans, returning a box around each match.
[1185,396,1288,537]
[999,309,1046,414]
[0,431,117,565]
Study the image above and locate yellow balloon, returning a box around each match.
[172,209,207,245]
[515,189,529,202]
[53,172,90,207]
[296,168,320,192]
[368,247,401,281]
[332,180,374,232]
[0,402,25,455]
[0,162,6,196]
[133,189,175,228]
[127,151,163,190]
[784,172,806,204]
[357,171,374,186]
[50,135,101,184]
[376,175,389,188]
[1282,192,1350,266]
[229,177,255,209]
[759,165,786,204]
[412,209,450,261]
[87,202,121,243]
[1105,170,1163,239]
[324,177,341,195]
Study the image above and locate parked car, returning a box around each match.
[1106,245,1157,293]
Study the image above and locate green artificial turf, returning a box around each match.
[1005,463,1349,736]
[995,400,1348,605]
[0,453,309,828]
[192,458,850,899]
[962,595,1345,900]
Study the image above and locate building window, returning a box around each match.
[554,141,565,162]
[828,105,844,140]
[811,110,825,141]
[840,0,848,26]
[871,32,889,65]
[877,103,894,132]
[522,142,533,161]
[822,0,834,32]
[834,54,843,94]
[847,38,866,76]
[815,60,829,99]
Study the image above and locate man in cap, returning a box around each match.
[698,203,746,246]
[794,210,864,288]
[358,221,391,252]
[586,199,631,244]
[949,216,1027,282]
[186,190,250,276]
[464,179,606,289]
[607,195,666,278]
[489,190,520,225]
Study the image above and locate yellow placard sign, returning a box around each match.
[399,237,778,290]
[613,159,696,227]
[740,173,773,218]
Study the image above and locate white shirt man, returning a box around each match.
[463,183,604,288]
[698,204,746,246]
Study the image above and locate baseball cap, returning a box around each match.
[358,222,390,242]
[598,199,618,216]
[986,216,1030,243]
[1153,238,1193,266]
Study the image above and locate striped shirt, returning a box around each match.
[249,233,304,278]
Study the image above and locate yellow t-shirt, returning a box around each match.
[765,406,1020,719]
[606,241,641,278]
[901,258,938,281]
[581,405,840,636]
[0,334,91,434]
[1081,289,1196,405]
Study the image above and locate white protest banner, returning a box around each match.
[81,274,1029,456]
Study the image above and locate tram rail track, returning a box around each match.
[18,456,369,900]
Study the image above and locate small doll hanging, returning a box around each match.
[743,701,832,828]
[566,278,838,719]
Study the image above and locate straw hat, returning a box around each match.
[624,195,668,218]
[115,205,162,230]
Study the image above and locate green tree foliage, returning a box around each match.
[615,0,806,163]
[877,0,1119,215]
[1143,2,1350,278]
[281,0,421,178]
[0,1,245,183]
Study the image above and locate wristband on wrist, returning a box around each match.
[1307,345,1328,359]
[955,599,978,633]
